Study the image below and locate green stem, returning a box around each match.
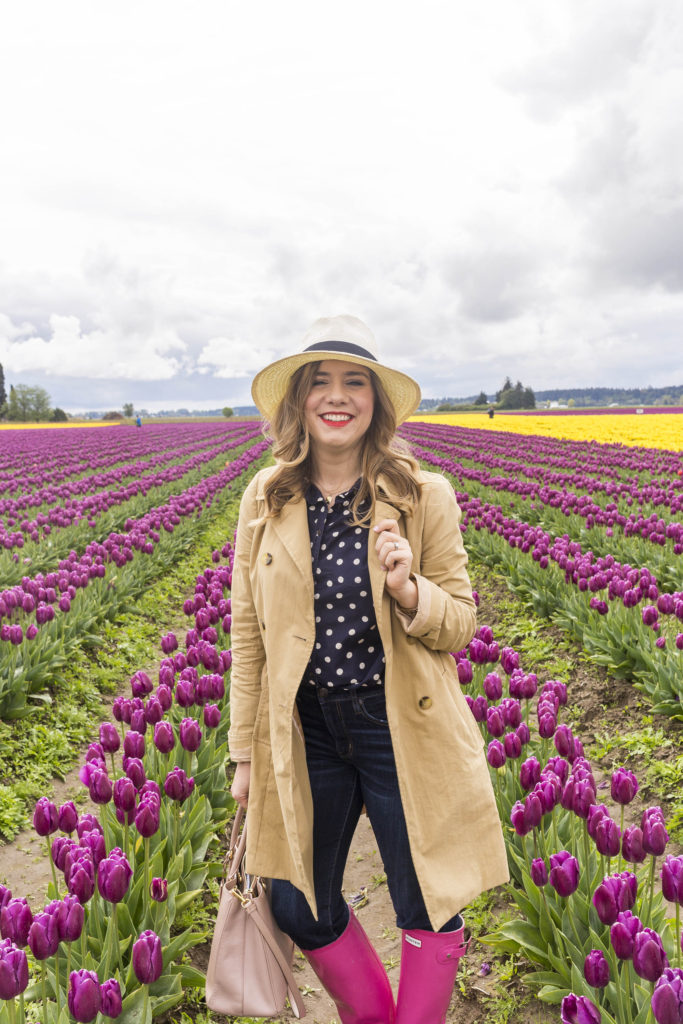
[623,959,634,1024]
[18,993,25,1024]
[676,903,681,970]
[142,985,150,1024]
[113,903,123,978]
[81,924,87,966]
[110,752,117,779]
[582,826,592,898]
[644,856,656,925]
[66,942,72,991]
[41,964,47,1024]
[54,949,61,1016]
[46,835,60,895]
[7,996,16,1024]
[144,837,151,926]
[618,806,625,872]
[608,947,627,1024]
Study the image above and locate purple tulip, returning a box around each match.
[661,856,683,905]
[500,647,519,675]
[515,721,530,745]
[150,878,168,902]
[554,725,576,761]
[0,937,29,998]
[203,703,221,729]
[456,660,473,686]
[99,722,120,754]
[652,968,683,1024]
[130,670,153,697]
[571,778,597,820]
[175,677,196,707]
[549,851,580,898]
[470,695,488,722]
[153,721,175,754]
[76,815,102,840]
[584,950,610,989]
[545,756,569,784]
[124,757,146,789]
[27,912,60,960]
[112,777,137,814]
[164,767,195,803]
[642,605,659,626]
[68,969,101,1023]
[510,793,542,837]
[611,767,638,805]
[132,930,163,984]
[79,830,106,869]
[100,978,122,1018]
[33,797,58,836]
[592,872,637,926]
[486,739,506,769]
[483,673,503,700]
[57,801,79,834]
[123,730,145,760]
[642,807,669,856]
[60,894,85,942]
[66,852,96,904]
[0,899,33,947]
[610,910,643,960]
[531,858,548,887]
[140,780,161,803]
[134,798,160,838]
[535,773,562,815]
[622,825,647,864]
[129,709,147,735]
[0,888,10,914]
[633,927,669,982]
[560,993,602,1024]
[594,817,621,858]
[161,632,178,654]
[97,850,133,903]
[87,768,113,805]
[179,717,202,752]
[485,707,505,738]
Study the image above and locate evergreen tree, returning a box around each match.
[0,362,6,408]
[474,391,488,406]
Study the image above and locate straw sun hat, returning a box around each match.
[251,315,422,426]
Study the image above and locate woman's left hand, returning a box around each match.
[373,518,418,609]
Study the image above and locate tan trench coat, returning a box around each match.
[228,466,509,930]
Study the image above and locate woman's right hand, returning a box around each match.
[231,762,251,810]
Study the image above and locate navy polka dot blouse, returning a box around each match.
[303,480,386,690]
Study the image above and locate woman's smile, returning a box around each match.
[304,360,374,451]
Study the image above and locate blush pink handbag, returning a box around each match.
[205,806,306,1018]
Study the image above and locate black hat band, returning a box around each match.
[302,340,378,361]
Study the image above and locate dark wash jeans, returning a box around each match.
[270,684,463,950]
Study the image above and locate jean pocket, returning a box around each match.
[357,689,389,726]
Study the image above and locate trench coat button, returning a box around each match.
[418,696,432,710]
[263,552,272,565]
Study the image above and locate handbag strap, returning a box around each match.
[244,898,307,1019]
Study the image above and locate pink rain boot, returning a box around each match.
[395,921,468,1023]
[301,907,396,1024]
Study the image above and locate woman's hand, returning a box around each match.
[231,762,251,810]
[373,518,418,610]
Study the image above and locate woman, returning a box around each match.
[228,315,508,1023]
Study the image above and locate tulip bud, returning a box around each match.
[633,927,669,982]
[150,878,168,902]
[0,937,29,998]
[560,993,602,1024]
[486,740,506,769]
[0,898,33,947]
[179,717,202,752]
[153,720,175,754]
[530,858,548,888]
[27,911,60,960]
[549,851,580,898]
[97,850,133,904]
[611,767,638,805]
[203,703,221,729]
[100,978,122,1019]
[652,968,683,1024]
[132,930,163,984]
[661,856,683,905]
[57,801,79,834]
[622,826,647,864]
[610,910,643,960]
[456,660,473,686]
[99,722,120,754]
[68,969,102,1023]
[33,797,58,836]
[134,798,160,838]
[584,949,610,989]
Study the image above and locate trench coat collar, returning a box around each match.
[254,466,402,601]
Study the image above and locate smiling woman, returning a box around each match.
[226,314,509,1022]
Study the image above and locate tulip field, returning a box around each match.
[0,413,682,1024]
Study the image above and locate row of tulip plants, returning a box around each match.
[1,423,262,583]
[400,422,683,590]
[0,532,242,1024]
[401,428,683,719]
[457,607,682,1024]
[0,436,269,719]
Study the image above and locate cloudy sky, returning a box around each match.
[1,1,682,412]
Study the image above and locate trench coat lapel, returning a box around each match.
[269,496,314,587]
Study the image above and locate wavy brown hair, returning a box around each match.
[262,361,421,524]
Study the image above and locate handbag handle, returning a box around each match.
[224,809,307,1019]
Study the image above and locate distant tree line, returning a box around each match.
[434,377,536,412]
[534,385,683,407]
[0,364,67,422]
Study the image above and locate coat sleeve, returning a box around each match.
[393,474,476,652]
[227,474,266,762]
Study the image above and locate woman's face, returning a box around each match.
[303,360,375,459]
